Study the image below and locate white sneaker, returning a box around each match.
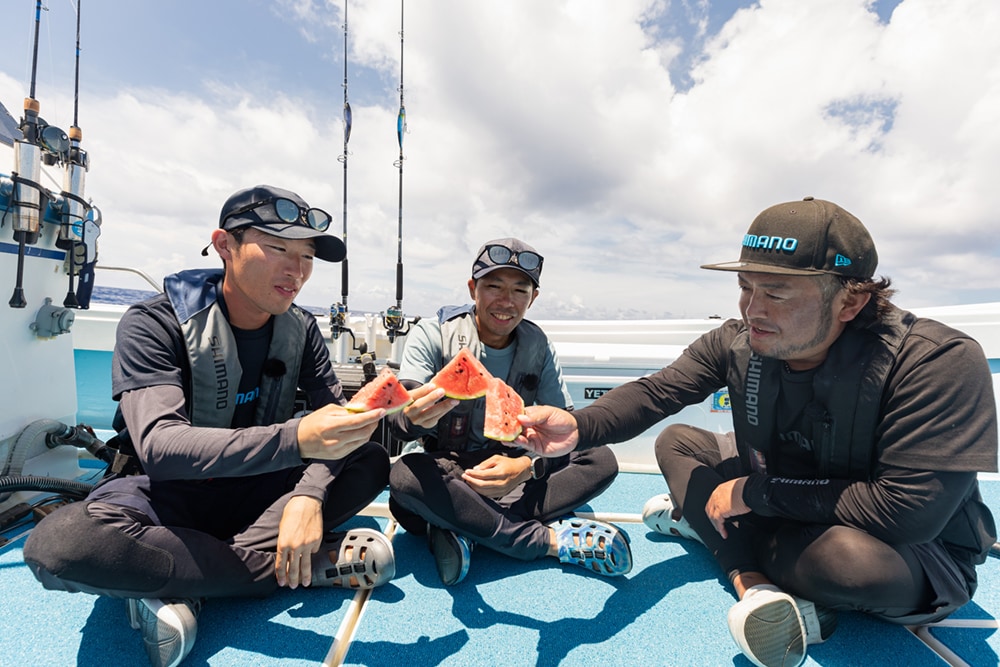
[795,596,838,644]
[641,493,703,544]
[727,585,806,667]
[127,598,199,667]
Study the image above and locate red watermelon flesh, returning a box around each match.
[483,376,525,442]
[345,367,413,414]
[430,348,492,399]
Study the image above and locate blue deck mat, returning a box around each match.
[0,515,386,667]
[347,473,959,667]
[1,474,996,666]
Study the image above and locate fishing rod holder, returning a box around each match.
[328,302,371,358]
[381,305,418,344]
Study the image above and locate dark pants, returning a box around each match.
[654,423,972,624]
[23,442,389,600]
[389,446,618,560]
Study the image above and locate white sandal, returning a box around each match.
[642,493,704,544]
[313,528,395,589]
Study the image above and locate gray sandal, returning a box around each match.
[313,528,395,589]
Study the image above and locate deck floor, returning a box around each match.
[2,471,998,666]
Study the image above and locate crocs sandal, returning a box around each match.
[549,516,632,577]
[314,528,395,589]
[642,493,704,544]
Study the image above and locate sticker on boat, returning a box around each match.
[430,348,491,399]
[483,376,524,442]
[345,367,413,414]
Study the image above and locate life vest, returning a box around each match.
[167,268,306,428]
[431,304,546,451]
[105,269,308,477]
[726,307,910,480]
[726,307,996,563]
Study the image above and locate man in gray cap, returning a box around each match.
[514,198,997,667]
[24,185,395,667]
[387,237,632,586]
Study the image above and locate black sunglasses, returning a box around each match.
[482,244,543,272]
[224,197,332,232]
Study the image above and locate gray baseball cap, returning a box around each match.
[472,238,543,286]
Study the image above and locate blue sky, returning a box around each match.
[2,0,997,320]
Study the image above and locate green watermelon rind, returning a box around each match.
[344,368,413,414]
[483,377,525,442]
[430,348,492,400]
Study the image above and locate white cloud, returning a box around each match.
[2,0,997,322]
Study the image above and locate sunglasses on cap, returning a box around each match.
[481,244,543,272]
[223,197,332,232]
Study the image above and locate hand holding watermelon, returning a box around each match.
[513,405,580,457]
[400,383,460,429]
[296,403,385,460]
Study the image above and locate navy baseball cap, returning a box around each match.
[216,184,346,263]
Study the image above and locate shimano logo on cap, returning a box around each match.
[742,234,798,253]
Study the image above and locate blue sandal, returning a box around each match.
[550,517,632,577]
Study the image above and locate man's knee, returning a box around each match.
[576,444,618,471]
[351,442,391,478]
[23,501,90,580]
[23,501,172,594]
[654,423,697,462]
[388,452,427,499]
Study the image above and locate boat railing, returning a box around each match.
[95,265,162,292]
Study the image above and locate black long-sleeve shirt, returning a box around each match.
[573,316,997,547]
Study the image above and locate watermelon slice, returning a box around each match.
[345,367,413,414]
[483,376,525,442]
[430,348,492,399]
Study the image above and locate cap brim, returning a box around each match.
[472,264,539,286]
[700,260,826,276]
[252,223,346,263]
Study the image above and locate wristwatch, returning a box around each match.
[529,455,547,480]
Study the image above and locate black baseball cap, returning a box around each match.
[701,197,877,278]
[215,184,346,263]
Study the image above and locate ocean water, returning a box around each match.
[92,285,158,306]
[91,285,329,315]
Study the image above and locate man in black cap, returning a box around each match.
[24,185,395,667]
[514,199,997,667]
[386,238,632,586]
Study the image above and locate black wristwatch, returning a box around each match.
[529,455,546,480]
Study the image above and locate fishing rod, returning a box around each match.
[340,2,351,313]
[383,0,416,346]
[330,2,361,360]
[57,0,93,309]
[9,0,69,308]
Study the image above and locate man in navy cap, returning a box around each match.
[24,185,395,667]
[515,198,997,667]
